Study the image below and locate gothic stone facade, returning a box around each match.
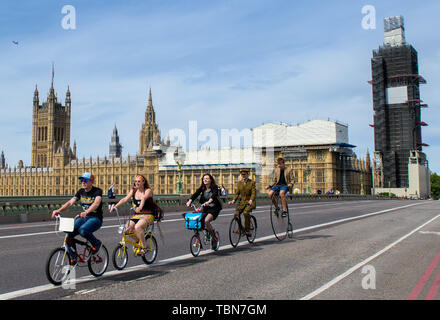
[0,85,372,197]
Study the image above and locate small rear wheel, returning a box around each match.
[88,244,109,277]
[246,216,257,244]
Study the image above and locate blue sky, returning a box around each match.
[1,0,439,173]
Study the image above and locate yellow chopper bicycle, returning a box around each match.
[112,207,158,270]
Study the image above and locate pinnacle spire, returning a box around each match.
[51,61,55,88]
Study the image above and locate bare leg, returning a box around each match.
[126,220,138,241]
[269,190,279,209]
[280,190,287,212]
[204,214,217,240]
[134,218,149,250]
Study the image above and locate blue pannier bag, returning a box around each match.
[184,212,203,230]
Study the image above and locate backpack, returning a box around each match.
[150,198,164,222]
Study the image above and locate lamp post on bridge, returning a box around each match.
[174,147,185,195]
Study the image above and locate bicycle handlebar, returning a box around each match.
[54,213,80,220]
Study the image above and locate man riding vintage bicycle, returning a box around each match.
[228,168,256,236]
[266,158,293,217]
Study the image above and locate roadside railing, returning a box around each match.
[0,193,394,222]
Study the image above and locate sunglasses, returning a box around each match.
[80,178,90,183]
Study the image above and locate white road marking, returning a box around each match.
[300,210,440,300]
[0,202,424,300]
[419,231,440,236]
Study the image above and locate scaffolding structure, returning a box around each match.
[370,20,428,189]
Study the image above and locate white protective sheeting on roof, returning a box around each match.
[252,120,348,148]
[158,145,260,168]
[158,120,349,169]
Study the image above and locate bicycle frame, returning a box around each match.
[63,236,93,263]
[47,214,109,285]
[186,204,220,256]
[269,190,293,239]
[55,215,98,263]
[119,224,155,255]
[114,207,155,255]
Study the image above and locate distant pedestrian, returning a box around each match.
[220,185,227,196]
[108,183,117,209]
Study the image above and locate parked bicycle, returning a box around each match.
[183,205,220,257]
[229,204,257,248]
[45,214,109,286]
[112,207,158,270]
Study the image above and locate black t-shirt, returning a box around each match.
[277,169,287,186]
[74,186,103,220]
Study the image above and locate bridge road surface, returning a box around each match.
[1,200,440,300]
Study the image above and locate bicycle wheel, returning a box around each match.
[229,217,241,248]
[45,247,72,286]
[246,216,257,244]
[270,198,288,241]
[142,234,158,265]
[190,234,201,257]
[288,220,293,239]
[88,244,109,277]
[212,230,220,251]
[112,244,128,270]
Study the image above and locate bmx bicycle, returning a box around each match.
[45,214,109,286]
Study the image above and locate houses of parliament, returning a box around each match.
[0,79,372,197]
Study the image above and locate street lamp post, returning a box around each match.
[174,147,185,195]
[305,165,311,194]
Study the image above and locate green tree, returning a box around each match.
[431,173,440,200]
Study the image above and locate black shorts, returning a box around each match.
[200,207,220,229]
[202,206,220,219]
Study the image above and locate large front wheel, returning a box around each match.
[45,247,72,286]
[270,200,288,241]
[88,244,109,277]
[112,244,128,270]
[229,217,241,248]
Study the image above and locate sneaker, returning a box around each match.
[282,211,288,218]
[68,250,78,265]
[274,207,280,216]
[91,241,102,254]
